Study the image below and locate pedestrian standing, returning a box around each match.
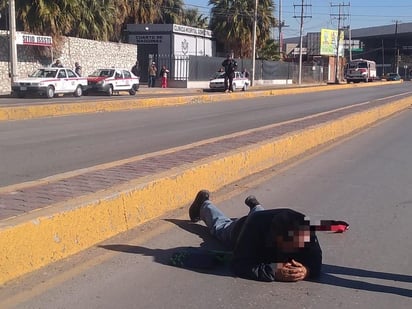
[241,68,250,78]
[159,65,170,88]
[148,62,157,87]
[52,59,63,67]
[221,54,238,92]
[74,62,82,76]
[131,61,140,77]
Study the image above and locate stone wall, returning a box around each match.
[0,31,137,94]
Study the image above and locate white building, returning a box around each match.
[126,24,215,83]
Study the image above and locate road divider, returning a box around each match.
[0,94,411,284]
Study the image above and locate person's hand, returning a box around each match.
[274,260,308,282]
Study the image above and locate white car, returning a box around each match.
[85,68,140,96]
[12,67,88,98]
[209,71,250,91]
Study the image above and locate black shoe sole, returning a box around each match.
[189,190,210,222]
[244,195,260,209]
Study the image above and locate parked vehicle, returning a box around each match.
[344,59,377,83]
[85,68,140,96]
[386,73,401,81]
[11,68,87,98]
[209,71,250,91]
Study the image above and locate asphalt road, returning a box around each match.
[1,90,411,309]
[1,83,411,187]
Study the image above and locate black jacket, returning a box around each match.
[221,58,237,77]
[231,209,322,282]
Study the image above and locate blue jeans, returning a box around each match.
[199,200,264,248]
[148,75,156,87]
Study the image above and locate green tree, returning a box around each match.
[16,0,75,37]
[112,0,131,42]
[69,0,116,41]
[11,0,120,55]
[258,38,281,60]
[160,0,184,24]
[127,0,161,24]
[13,0,78,55]
[181,8,209,28]
[209,0,276,58]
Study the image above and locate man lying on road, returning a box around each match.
[189,190,348,282]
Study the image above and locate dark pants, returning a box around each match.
[148,75,156,87]
[200,200,264,249]
[224,74,234,92]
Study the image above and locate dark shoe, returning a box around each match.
[244,195,260,209]
[189,190,210,222]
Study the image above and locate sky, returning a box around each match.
[183,0,412,38]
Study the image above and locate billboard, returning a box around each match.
[320,29,344,56]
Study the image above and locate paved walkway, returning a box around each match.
[0,97,396,221]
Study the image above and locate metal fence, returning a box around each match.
[153,54,325,84]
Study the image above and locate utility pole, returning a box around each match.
[278,0,288,58]
[278,0,283,57]
[8,0,18,82]
[251,0,258,86]
[347,24,352,61]
[393,20,400,74]
[277,0,289,83]
[331,2,350,84]
[382,40,385,76]
[294,0,311,85]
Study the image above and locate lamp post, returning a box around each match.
[278,0,282,57]
[393,20,400,74]
[251,0,258,87]
[8,0,18,82]
[297,0,304,85]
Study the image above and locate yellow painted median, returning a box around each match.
[0,95,411,284]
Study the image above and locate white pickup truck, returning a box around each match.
[12,67,88,98]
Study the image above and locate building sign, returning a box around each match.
[16,32,52,46]
[320,29,344,56]
[343,39,363,52]
[172,24,212,38]
[135,35,163,44]
[292,47,307,55]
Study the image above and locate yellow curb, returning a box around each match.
[0,95,411,284]
[0,81,399,121]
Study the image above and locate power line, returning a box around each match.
[330,2,350,83]
[293,0,312,85]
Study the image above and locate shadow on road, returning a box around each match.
[320,264,412,298]
[99,218,233,277]
[99,219,412,297]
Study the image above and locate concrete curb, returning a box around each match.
[0,81,400,121]
[1,95,411,284]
